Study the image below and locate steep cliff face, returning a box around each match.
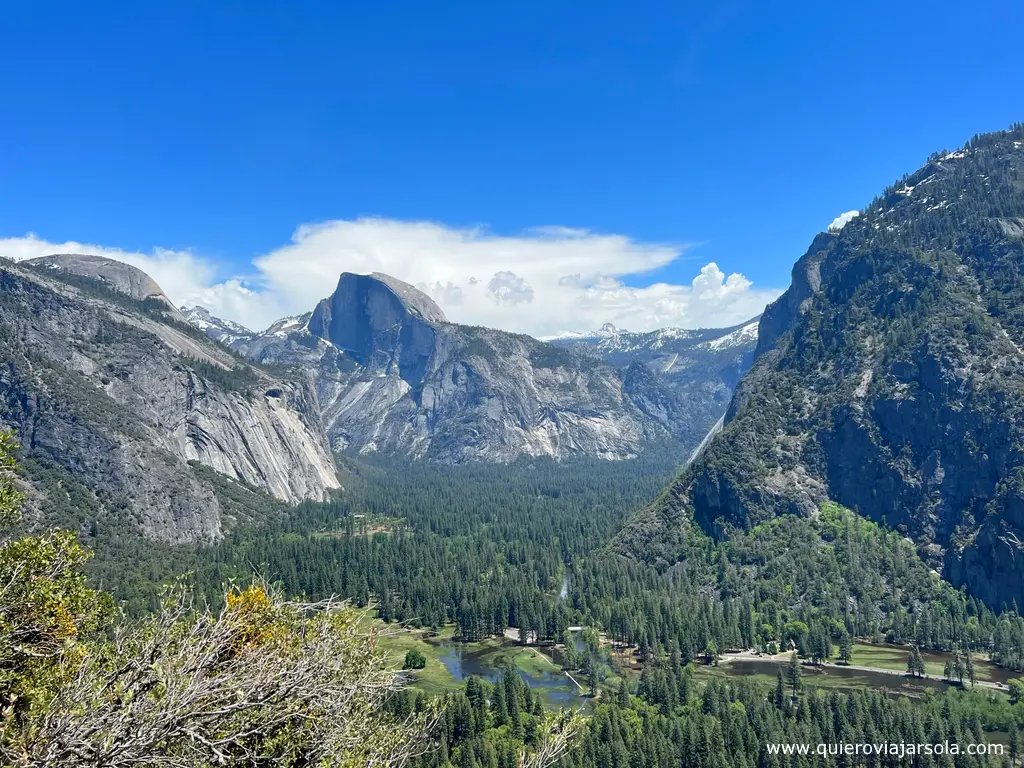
[307,272,444,385]
[0,257,340,542]
[231,273,712,462]
[753,234,833,358]
[618,126,1024,610]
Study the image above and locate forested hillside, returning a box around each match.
[618,123,1024,611]
[86,449,1024,675]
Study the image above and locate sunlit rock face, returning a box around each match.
[225,273,755,463]
[0,258,340,543]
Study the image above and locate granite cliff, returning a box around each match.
[0,255,340,542]
[230,273,709,462]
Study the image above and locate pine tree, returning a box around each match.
[457,744,478,768]
[817,625,832,664]
[787,652,802,696]
[952,649,967,686]
[491,681,508,726]
[617,678,631,709]
[839,632,852,665]
[561,629,577,670]
[907,647,923,678]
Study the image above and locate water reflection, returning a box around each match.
[435,642,584,708]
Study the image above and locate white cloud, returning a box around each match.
[487,271,535,305]
[828,210,860,232]
[0,218,782,337]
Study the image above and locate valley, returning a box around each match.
[4,124,1024,767]
[3,0,1023,760]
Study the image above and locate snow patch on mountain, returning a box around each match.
[700,321,759,350]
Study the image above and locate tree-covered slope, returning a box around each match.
[617,123,1024,611]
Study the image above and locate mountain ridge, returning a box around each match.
[616,124,1024,610]
[182,272,760,464]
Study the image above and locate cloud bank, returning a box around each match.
[1,219,782,337]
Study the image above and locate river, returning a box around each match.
[434,641,585,709]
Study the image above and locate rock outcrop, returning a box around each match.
[0,257,340,542]
[26,253,187,320]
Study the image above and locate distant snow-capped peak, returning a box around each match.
[181,306,253,344]
[539,322,625,342]
[539,321,758,353]
[264,314,310,338]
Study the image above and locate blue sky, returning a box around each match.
[1,1,1021,335]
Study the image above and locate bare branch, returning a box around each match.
[3,580,431,768]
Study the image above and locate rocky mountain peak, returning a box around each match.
[306,272,443,380]
[366,272,447,323]
[184,305,214,320]
[181,306,254,345]
[25,253,185,320]
[616,124,1024,611]
[179,263,761,465]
